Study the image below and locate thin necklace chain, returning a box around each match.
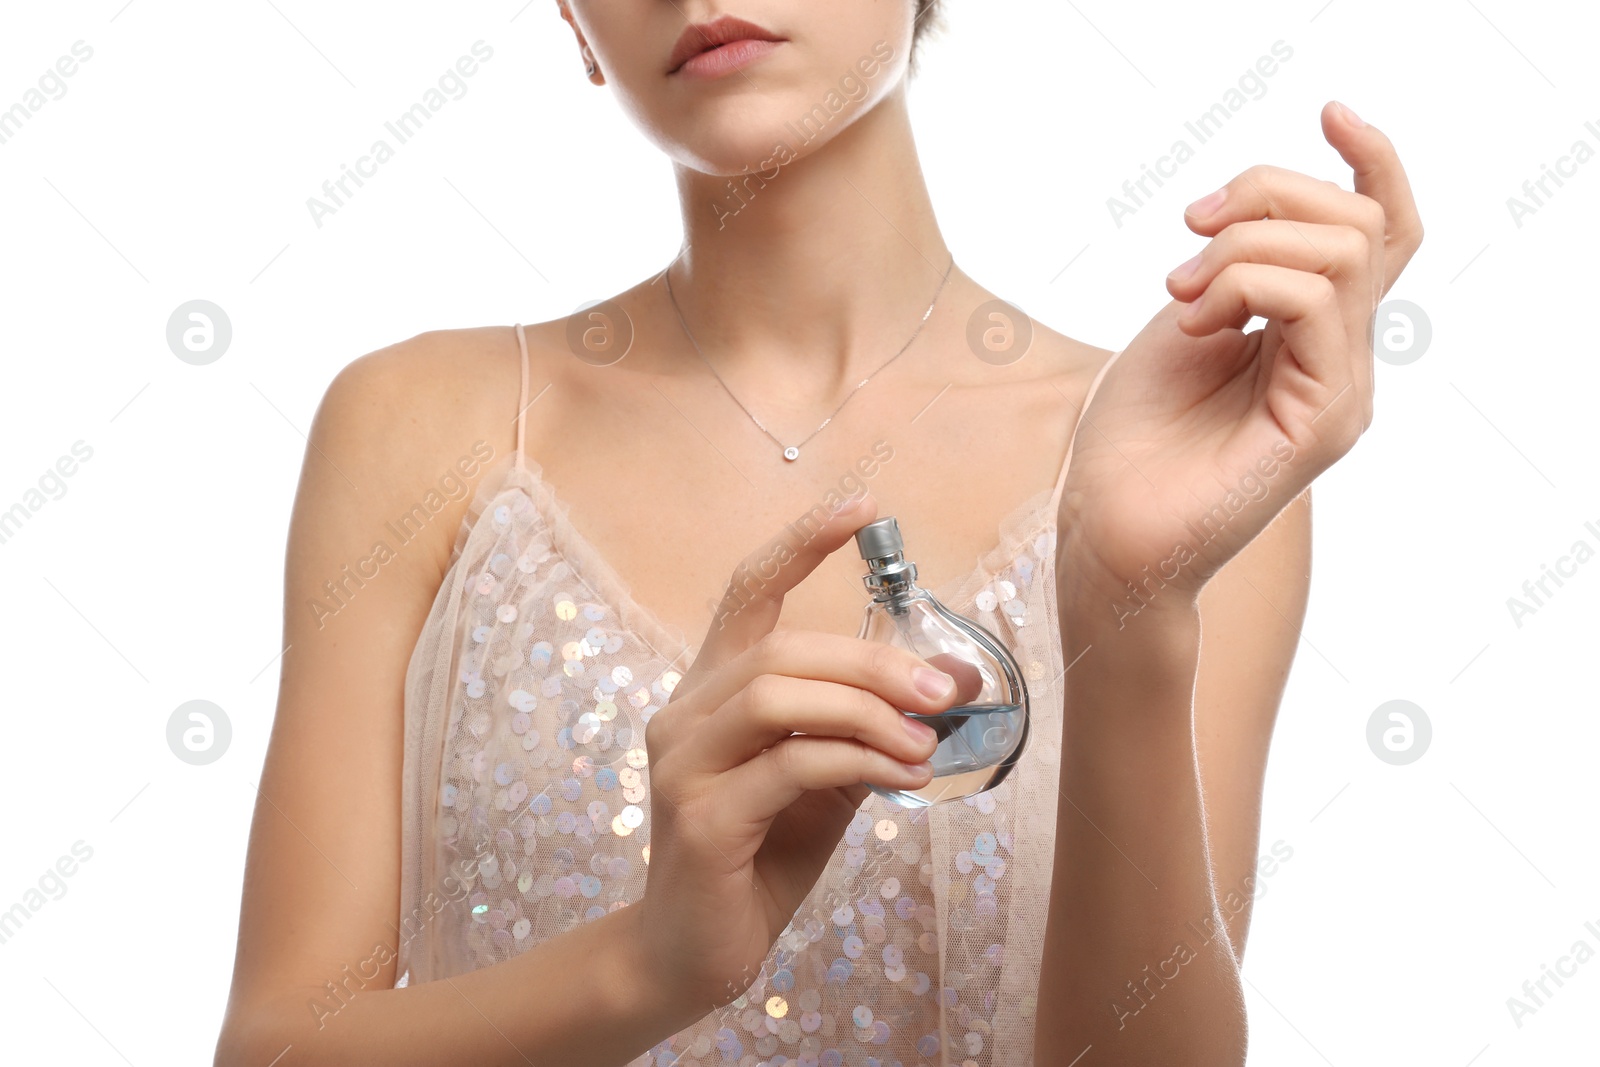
[662,252,957,462]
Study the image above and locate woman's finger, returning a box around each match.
[725,734,935,821]
[1168,220,1369,292]
[686,673,939,775]
[674,629,958,759]
[1183,162,1386,253]
[1318,99,1425,291]
[926,652,985,706]
[673,490,877,699]
[1178,261,1349,409]
[1166,218,1372,342]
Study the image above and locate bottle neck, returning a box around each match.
[861,551,921,604]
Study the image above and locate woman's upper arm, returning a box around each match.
[1193,486,1313,958]
[219,339,470,1041]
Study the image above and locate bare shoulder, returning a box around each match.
[324,324,519,444]
[304,324,532,583]
[953,274,1118,417]
[953,281,1120,431]
[1029,319,1119,405]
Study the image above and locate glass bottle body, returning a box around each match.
[857,589,1030,808]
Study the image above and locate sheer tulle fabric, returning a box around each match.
[395,328,1117,1066]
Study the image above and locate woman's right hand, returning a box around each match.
[633,491,961,1020]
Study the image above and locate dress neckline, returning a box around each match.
[493,454,1060,674]
[494,324,1123,673]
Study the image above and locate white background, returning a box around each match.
[1,1,1596,1064]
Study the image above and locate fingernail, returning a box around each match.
[913,667,955,699]
[1337,100,1365,127]
[902,715,937,742]
[900,759,934,778]
[1168,252,1203,282]
[1185,187,1227,218]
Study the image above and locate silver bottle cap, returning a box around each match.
[857,516,917,598]
[855,516,903,563]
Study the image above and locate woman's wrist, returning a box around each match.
[1053,536,1203,728]
[1056,538,1202,644]
[1060,595,1200,708]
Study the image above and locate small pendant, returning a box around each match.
[782,446,800,461]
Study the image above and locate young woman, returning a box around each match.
[215,3,1422,1064]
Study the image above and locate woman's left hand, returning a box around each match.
[1057,101,1424,618]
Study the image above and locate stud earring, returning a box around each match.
[582,46,598,78]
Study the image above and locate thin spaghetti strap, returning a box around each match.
[1048,347,1124,513]
[512,323,530,472]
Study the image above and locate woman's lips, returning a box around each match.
[673,37,782,80]
[666,16,786,80]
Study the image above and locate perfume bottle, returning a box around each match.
[854,516,1030,808]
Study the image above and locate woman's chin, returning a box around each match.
[662,130,824,181]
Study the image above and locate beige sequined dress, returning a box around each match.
[396,323,1120,1066]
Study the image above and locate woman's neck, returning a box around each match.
[665,86,954,397]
